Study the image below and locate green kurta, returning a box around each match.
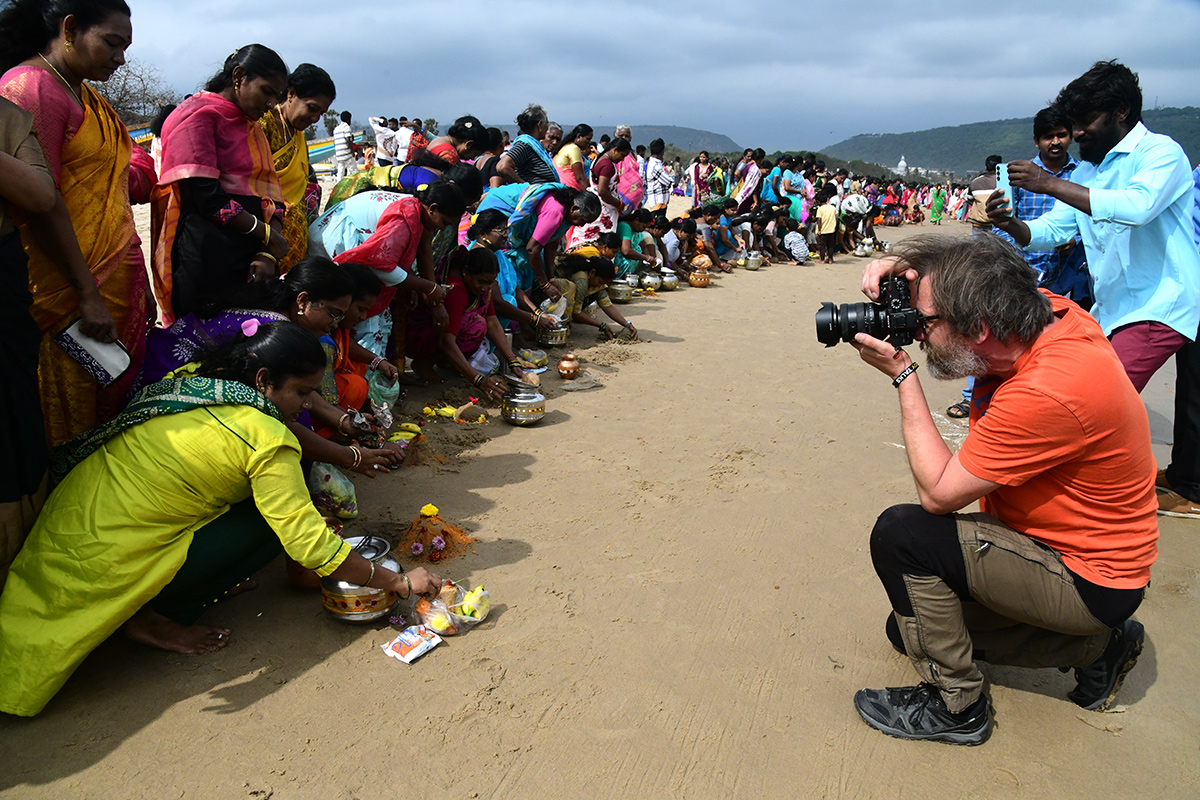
[0,404,350,716]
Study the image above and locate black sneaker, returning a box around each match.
[1069,619,1145,711]
[854,683,992,745]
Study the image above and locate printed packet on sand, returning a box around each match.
[381,625,442,664]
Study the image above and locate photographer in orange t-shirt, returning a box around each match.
[847,234,1156,746]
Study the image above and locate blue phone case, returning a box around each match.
[995,163,1012,215]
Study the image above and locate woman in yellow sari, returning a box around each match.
[0,0,154,448]
[258,63,335,273]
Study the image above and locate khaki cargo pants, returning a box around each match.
[892,512,1112,713]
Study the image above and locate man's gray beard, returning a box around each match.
[921,337,988,380]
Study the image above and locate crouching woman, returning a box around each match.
[0,321,441,717]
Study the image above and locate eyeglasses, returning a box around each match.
[916,313,942,335]
[315,301,345,324]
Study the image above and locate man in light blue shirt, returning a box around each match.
[989,60,1200,395]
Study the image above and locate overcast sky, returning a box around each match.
[127,0,1200,152]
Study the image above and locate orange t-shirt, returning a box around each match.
[958,292,1158,589]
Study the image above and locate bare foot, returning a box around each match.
[124,608,230,655]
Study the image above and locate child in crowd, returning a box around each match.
[815,193,839,264]
[783,219,810,264]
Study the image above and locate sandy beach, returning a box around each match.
[1,207,1197,799]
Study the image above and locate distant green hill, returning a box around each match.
[824,107,1200,177]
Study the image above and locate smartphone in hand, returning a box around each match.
[994,163,1013,217]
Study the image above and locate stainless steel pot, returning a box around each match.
[538,325,570,346]
[659,272,679,291]
[501,385,546,426]
[640,273,663,290]
[745,251,763,270]
[320,535,400,622]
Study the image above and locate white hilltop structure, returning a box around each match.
[897,154,908,172]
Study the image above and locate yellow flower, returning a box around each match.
[420,503,439,517]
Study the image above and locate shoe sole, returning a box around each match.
[1074,624,1144,712]
[1156,508,1200,518]
[854,702,992,746]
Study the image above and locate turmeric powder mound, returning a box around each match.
[398,504,475,562]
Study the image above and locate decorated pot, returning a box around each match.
[608,282,633,303]
[688,269,711,288]
[557,353,580,379]
[538,325,570,347]
[640,273,663,291]
[659,272,679,291]
[501,385,546,426]
[320,535,399,622]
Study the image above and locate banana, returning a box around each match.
[399,423,422,434]
[460,585,489,620]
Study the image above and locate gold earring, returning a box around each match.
[65,39,73,51]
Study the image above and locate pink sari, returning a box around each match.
[151,92,283,324]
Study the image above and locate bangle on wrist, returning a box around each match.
[892,362,919,387]
[348,444,362,469]
[337,411,350,434]
[599,322,608,332]
[369,356,383,371]
[401,573,412,598]
[472,374,484,388]
[261,220,271,245]
[366,560,376,587]
[255,251,277,265]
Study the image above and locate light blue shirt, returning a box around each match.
[1026,122,1200,338]
[1192,165,1200,250]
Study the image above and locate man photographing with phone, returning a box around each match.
[847,235,1156,745]
[987,60,1200,393]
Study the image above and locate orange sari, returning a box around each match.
[0,70,148,448]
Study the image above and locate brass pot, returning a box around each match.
[557,353,580,379]
[608,282,633,303]
[688,270,710,288]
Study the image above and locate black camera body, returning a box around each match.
[815,278,920,347]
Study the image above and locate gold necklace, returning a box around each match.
[38,53,82,105]
[273,105,294,140]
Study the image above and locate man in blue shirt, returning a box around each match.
[1002,107,1092,308]
[989,60,1200,395]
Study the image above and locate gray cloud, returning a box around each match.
[124,0,1200,152]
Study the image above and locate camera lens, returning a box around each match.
[815,301,885,347]
[816,302,840,346]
